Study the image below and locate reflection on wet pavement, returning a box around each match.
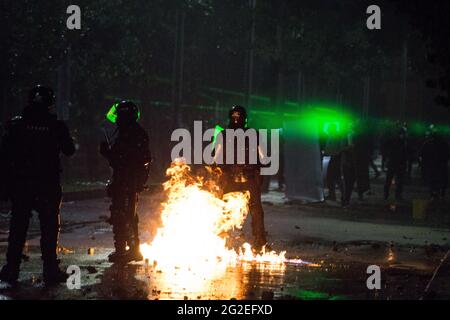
[0,239,446,301]
[90,254,300,300]
[140,262,291,300]
[2,237,450,300]
[0,247,442,300]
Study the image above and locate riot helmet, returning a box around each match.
[228,105,247,129]
[28,85,55,111]
[109,100,140,127]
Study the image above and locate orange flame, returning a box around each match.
[140,159,304,272]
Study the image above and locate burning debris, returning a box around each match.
[140,159,306,271]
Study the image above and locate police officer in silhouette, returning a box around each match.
[100,101,151,263]
[0,85,75,285]
[214,105,267,250]
[384,125,409,201]
[420,125,450,200]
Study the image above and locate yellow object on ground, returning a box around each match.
[412,199,428,220]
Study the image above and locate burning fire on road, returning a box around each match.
[140,159,306,273]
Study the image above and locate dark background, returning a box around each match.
[1,0,449,184]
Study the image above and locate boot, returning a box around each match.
[125,246,143,262]
[109,227,128,263]
[108,249,127,263]
[43,261,68,286]
[252,233,268,252]
[0,264,20,285]
[108,249,142,264]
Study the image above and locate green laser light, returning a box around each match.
[106,102,141,124]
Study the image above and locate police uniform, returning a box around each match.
[0,87,75,284]
[384,132,409,200]
[216,106,267,250]
[420,133,450,199]
[100,101,151,262]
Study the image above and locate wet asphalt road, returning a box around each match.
[0,185,449,300]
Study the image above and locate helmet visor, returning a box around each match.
[106,102,141,124]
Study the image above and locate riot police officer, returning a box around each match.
[100,101,151,263]
[0,85,75,285]
[420,125,450,200]
[215,105,267,250]
[384,125,409,201]
[324,123,345,202]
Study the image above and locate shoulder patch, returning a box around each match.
[11,116,23,121]
[6,116,24,129]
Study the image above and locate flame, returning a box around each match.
[140,159,304,273]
